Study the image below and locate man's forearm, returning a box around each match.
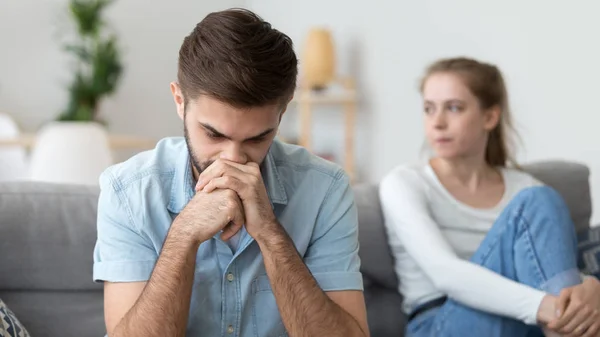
[256,223,366,337]
[112,223,198,337]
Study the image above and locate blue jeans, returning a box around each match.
[407,186,582,337]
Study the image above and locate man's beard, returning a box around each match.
[184,121,213,176]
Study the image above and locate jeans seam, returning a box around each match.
[478,229,502,264]
[515,205,548,286]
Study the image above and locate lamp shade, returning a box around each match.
[301,28,336,90]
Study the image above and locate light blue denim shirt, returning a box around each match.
[93,137,363,337]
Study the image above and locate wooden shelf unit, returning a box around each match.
[291,77,358,182]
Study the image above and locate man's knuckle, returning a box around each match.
[225,198,236,209]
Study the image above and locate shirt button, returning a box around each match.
[227,325,234,334]
[227,273,234,282]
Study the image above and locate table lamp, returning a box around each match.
[301,27,336,91]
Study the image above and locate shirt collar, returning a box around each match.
[261,146,288,206]
[167,143,288,214]
[167,147,195,214]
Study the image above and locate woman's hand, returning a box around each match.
[546,277,600,337]
[537,294,559,324]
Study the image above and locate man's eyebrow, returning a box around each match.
[245,128,275,141]
[200,123,230,139]
[200,123,274,141]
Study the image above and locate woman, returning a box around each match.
[379,57,600,337]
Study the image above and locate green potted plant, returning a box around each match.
[27,0,122,184]
[59,0,122,123]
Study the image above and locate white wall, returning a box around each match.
[0,0,244,139]
[248,0,600,224]
[2,0,600,223]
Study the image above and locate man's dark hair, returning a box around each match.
[177,8,298,108]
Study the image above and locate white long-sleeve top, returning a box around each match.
[379,164,548,325]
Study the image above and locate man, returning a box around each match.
[92,8,369,337]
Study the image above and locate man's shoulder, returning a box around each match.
[100,137,186,191]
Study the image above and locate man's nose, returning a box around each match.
[219,142,248,164]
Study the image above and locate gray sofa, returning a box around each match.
[0,183,103,336]
[0,161,593,337]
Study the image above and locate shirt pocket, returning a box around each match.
[251,274,288,337]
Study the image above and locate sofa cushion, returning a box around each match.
[578,227,600,278]
[0,291,104,337]
[353,184,399,290]
[363,284,405,337]
[0,182,101,291]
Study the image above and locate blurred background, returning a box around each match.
[1,0,599,222]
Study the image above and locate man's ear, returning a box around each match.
[170,82,185,120]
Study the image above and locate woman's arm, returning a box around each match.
[379,168,547,325]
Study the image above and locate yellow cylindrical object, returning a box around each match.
[301,28,336,90]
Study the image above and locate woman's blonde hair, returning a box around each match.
[420,57,519,168]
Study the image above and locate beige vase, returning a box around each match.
[301,28,336,90]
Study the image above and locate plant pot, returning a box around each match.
[29,121,113,185]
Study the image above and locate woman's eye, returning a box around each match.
[448,105,461,112]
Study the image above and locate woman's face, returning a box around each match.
[422,72,499,161]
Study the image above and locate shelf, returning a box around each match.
[0,133,156,150]
[291,88,357,105]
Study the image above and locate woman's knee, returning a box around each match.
[510,186,567,211]
[507,185,576,239]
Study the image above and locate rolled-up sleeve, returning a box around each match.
[93,169,157,283]
[304,171,363,292]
